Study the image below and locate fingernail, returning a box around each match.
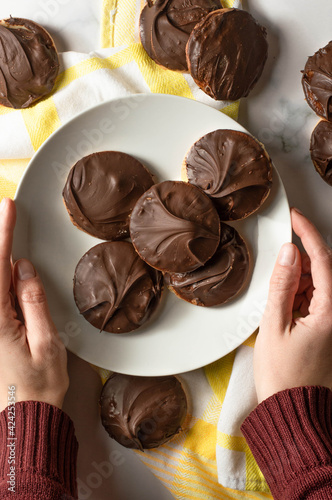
[16,259,36,281]
[0,198,7,213]
[278,243,297,266]
[292,207,303,215]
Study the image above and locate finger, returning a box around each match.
[263,242,301,332]
[13,259,57,351]
[301,252,311,274]
[296,274,312,295]
[299,297,310,317]
[0,198,16,308]
[293,294,310,317]
[291,208,332,300]
[306,285,314,303]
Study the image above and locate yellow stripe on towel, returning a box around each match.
[21,97,61,152]
[113,0,137,46]
[101,0,116,48]
[205,351,236,406]
[130,43,195,98]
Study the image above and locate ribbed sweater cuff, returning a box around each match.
[0,401,78,498]
[241,386,332,499]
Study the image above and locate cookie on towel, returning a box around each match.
[139,0,221,71]
[100,373,188,449]
[0,17,59,108]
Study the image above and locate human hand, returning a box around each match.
[254,208,332,404]
[0,198,69,411]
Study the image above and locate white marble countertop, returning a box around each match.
[2,1,331,498]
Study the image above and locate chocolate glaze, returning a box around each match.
[130,180,220,273]
[302,41,332,121]
[73,241,163,334]
[185,129,273,220]
[0,17,59,109]
[139,0,220,71]
[63,151,155,241]
[164,223,249,306]
[100,373,187,449]
[186,9,268,100]
[310,119,332,186]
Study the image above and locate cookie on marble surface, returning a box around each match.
[186,8,268,100]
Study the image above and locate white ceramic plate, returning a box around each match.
[13,94,291,376]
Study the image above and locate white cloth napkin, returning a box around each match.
[216,342,269,491]
[0,46,238,160]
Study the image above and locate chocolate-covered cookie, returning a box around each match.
[183,129,273,220]
[302,41,332,121]
[139,0,220,71]
[100,373,188,450]
[0,17,59,109]
[63,151,155,241]
[186,8,268,100]
[164,223,250,306]
[129,180,220,273]
[310,119,332,186]
[73,241,163,334]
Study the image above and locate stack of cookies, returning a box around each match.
[63,129,273,334]
[302,41,332,186]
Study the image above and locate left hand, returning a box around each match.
[0,198,69,411]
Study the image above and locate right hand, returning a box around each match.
[0,198,69,411]
[254,208,332,404]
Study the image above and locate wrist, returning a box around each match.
[0,401,78,497]
[241,386,332,498]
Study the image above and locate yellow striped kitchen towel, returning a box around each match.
[0,0,271,497]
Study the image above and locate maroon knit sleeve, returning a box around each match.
[0,400,78,499]
[241,386,332,499]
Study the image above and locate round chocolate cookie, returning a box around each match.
[100,373,188,450]
[302,41,332,121]
[183,129,273,220]
[310,119,332,186]
[0,17,59,109]
[139,0,221,72]
[73,241,163,334]
[129,180,220,273]
[164,223,250,306]
[63,151,155,241]
[186,8,268,100]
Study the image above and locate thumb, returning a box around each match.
[263,243,301,332]
[13,259,56,344]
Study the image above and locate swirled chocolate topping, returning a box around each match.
[310,120,332,186]
[164,223,249,306]
[185,129,273,220]
[63,151,155,241]
[100,373,188,450]
[186,9,268,100]
[0,17,59,109]
[139,0,220,71]
[73,241,163,334]
[130,180,220,273]
[302,41,332,121]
